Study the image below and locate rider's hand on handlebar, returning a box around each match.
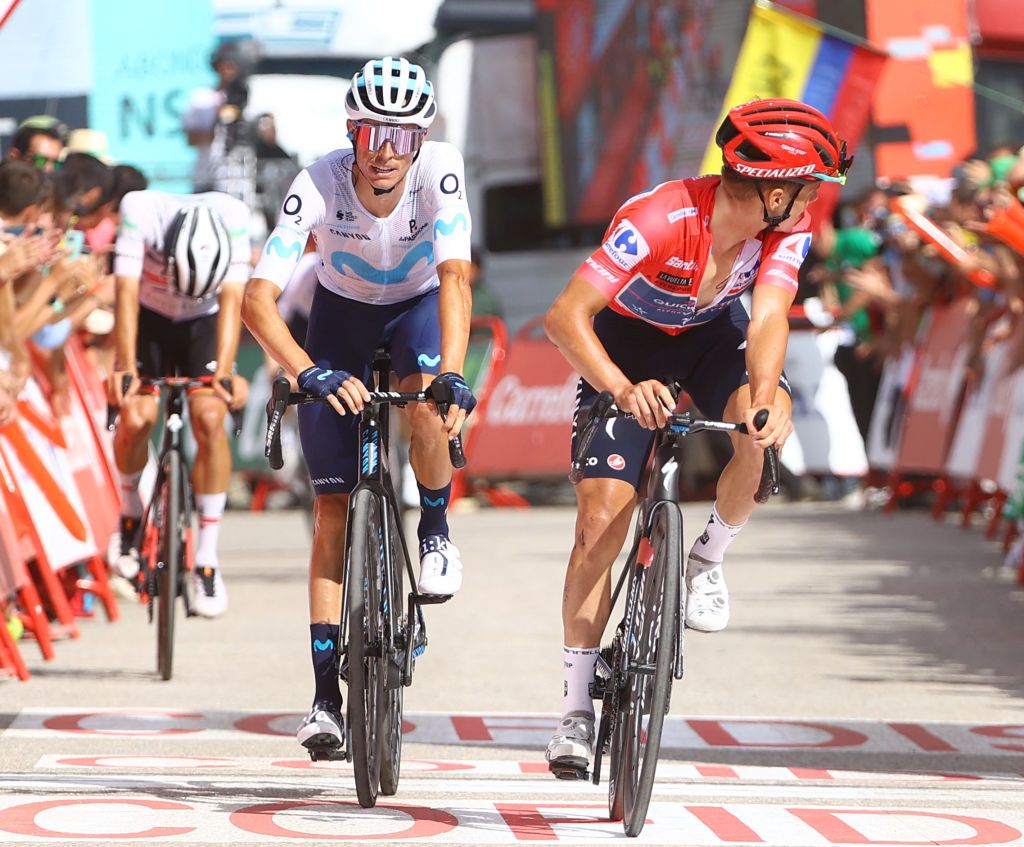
[428,371,476,436]
[228,375,249,411]
[614,380,676,430]
[743,403,792,450]
[107,368,138,406]
[297,365,370,417]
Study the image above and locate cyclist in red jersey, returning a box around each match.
[543,99,852,776]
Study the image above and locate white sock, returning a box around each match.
[562,646,599,717]
[690,503,745,563]
[119,469,144,519]
[196,492,227,567]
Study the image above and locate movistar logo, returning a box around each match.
[423,496,446,508]
[433,213,468,239]
[417,353,441,367]
[312,639,334,652]
[266,235,303,260]
[316,370,334,381]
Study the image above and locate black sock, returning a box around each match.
[310,623,341,710]
[416,481,451,541]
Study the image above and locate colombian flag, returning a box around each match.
[701,1,886,219]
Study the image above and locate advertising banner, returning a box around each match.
[866,0,975,178]
[536,0,750,227]
[894,300,972,474]
[88,0,214,191]
[466,321,578,479]
[783,328,868,477]
[0,380,98,570]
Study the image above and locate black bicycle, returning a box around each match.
[108,376,241,681]
[569,390,780,837]
[264,349,465,808]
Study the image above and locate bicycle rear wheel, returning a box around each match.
[346,488,388,808]
[379,497,405,796]
[616,503,681,836]
[156,451,183,681]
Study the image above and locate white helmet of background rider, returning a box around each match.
[163,205,232,300]
[345,56,437,128]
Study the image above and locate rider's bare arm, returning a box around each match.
[241,277,315,380]
[110,274,141,404]
[545,275,674,429]
[437,258,473,377]
[213,282,246,404]
[745,282,795,448]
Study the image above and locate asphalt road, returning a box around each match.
[2,500,1023,845]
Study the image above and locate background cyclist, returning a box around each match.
[241,56,476,759]
[541,99,852,777]
[108,189,252,619]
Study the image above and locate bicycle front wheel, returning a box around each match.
[346,488,388,808]
[616,503,681,837]
[379,497,406,796]
[156,451,184,681]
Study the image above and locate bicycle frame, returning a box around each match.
[138,382,196,613]
[580,397,780,796]
[337,353,426,692]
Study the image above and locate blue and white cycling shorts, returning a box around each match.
[298,283,442,495]
[571,300,792,491]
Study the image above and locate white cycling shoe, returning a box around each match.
[109,516,142,580]
[417,535,462,596]
[546,711,595,779]
[297,703,345,760]
[685,556,730,632]
[191,566,228,618]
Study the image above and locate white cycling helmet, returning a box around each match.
[163,205,232,300]
[346,56,437,128]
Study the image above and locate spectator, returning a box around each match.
[5,115,67,173]
[182,40,258,195]
[254,112,300,235]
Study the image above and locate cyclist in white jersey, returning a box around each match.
[241,57,476,758]
[109,190,251,618]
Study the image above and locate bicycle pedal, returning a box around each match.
[416,592,451,606]
[548,760,590,781]
[307,746,346,762]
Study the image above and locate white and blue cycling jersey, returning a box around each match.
[252,141,472,304]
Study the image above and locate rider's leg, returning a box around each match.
[400,372,452,537]
[113,393,160,515]
[111,394,159,577]
[685,383,793,632]
[309,492,349,710]
[189,391,230,566]
[400,372,464,595]
[188,391,231,617]
[548,477,636,775]
[562,477,638,703]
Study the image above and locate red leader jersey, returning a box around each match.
[577,176,812,335]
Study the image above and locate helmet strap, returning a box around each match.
[756,181,801,230]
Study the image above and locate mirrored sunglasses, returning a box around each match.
[30,153,62,170]
[352,122,426,156]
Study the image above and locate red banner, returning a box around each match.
[895,300,972,474]
[866,0,975,178]
[466,321,578,479]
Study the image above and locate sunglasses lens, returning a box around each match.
[354,123,422,155]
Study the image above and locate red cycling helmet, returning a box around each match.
[716,98,852,184]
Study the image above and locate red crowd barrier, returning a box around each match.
[867,296,1024,581]
[0,337,121,680]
